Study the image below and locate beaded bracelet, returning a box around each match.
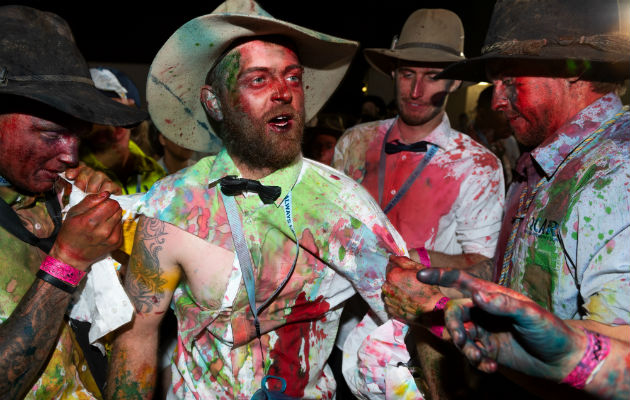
[37,255,86,294]
[415,247,431,267]
[561,328,611,389]
[429,296,450,338]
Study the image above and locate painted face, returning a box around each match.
[394,65,454,127]
[0,112,88,193]
[490,74,572,147]
[217,40,305,170]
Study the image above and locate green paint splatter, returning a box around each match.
[605,206,612,214]
[338,246,346,261]
[598,233,604,240]
[571,231,578,240]
[350,217,362,229]
[584,216,591,223]
[195,42,200,47]
[593,177,612,190]
[609,229,614,235]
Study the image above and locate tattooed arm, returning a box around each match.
[419,268,630,400]
[106,216,181,400]
[0,192,123,399]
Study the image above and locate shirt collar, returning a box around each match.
[389,113,453,151]
[531,93,623,178]
[208,148,303,210]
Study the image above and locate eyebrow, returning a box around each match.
[239,64,304,77]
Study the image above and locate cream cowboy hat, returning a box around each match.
[363,8,466,76]
[147,0,359,153]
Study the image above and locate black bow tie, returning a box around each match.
[218,175,281,204]
[384,139,429,154]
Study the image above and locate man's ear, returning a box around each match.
[200,85,223,122]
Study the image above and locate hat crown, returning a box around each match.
[0,5,89,78]
[482,0,629,54]
[395,9,464,54]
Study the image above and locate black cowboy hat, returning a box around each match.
[0,5,147,126]
[437,0,630,82]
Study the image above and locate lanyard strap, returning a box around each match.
[220,189,299,338]
[378,119,438,214]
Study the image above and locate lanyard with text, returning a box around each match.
[220,189,299,338]
[378,119,438,214]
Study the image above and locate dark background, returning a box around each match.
[12,0,498,114]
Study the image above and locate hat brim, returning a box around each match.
[436,52,630,82]
[364,48,465,76]
[0,80,148,127]
[147,13,359,153]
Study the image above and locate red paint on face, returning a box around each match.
[267,292,330,397]
[394,66,452,127]
[0,113,85,193]
[491,76,572,147]
[220,40,306,170]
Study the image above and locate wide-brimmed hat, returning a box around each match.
[438,0,630,82]
[0,5,147,126]
[147,0,359,153]
[363,9,465,76]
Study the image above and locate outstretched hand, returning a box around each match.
[382,255,447,325]
[49,191,123,271]
[417,268,584,380]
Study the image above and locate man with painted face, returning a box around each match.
[384,0,630,397]
[106,1,408,399]
[0,5,148,399]
[333,8,504,399]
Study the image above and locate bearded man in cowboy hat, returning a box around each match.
[106,1,410,399]
[333,8,504,399]
[384,0,630,397]
[0,5,147,399]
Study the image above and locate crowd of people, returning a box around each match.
[0,0,628,399]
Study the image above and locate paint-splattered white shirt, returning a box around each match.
[333,114,504,257]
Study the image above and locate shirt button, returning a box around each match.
[34,223,42,230]
[401,155,407,160]
[390,189,396,195]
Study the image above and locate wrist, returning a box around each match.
[560,328,611,389]
[37,255,86,294]
[415,247,431,267]
[49,245,90,271]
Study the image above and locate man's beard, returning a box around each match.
[221,105,305,171]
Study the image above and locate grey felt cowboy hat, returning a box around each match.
[147,0,359,153]
[0,5,147,126]
[437,0,630,82]
[363,8,466,76]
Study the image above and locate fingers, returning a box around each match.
[388,254,424,270]
[65,165,123,195]
[418,268,491,298]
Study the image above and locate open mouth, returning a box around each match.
[268,114,293,132]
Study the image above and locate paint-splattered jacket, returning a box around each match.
[139,149,407,399]
[333,114,504,257]
[507,93,630,324]
[0,184,100,399]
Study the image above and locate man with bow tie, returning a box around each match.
[333,9,504,399]
[106,1,410,399]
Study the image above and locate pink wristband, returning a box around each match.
[561,329,611,389]
[416,247,431,267]
[429,296,450,338]
[40,255,85,286]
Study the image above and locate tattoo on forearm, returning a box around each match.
[127,218,168,313]
[0,280,71,398]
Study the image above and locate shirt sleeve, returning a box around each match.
[572,168,630,325]
[454,154,505,258]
